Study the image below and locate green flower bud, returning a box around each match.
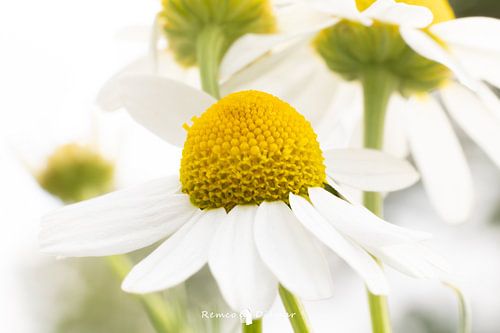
[37,144,115,203]
[160,0,276,67]
[313,20,452,97]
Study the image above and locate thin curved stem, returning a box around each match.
[445,283,471,333]
[279,285,312,333]
[362,67,398,333]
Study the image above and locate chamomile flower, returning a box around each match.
[40,75,450,318]
[221,0,500,224]
[97,0,281,110]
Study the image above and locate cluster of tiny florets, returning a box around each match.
[180,91,326,210]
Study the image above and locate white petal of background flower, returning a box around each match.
[40,176,195,256]
[441,83,500,168]
[220,3,336,80]
[208,205,278,317]
[289,193,390,295]
[254,201,334,300]
[323,148,420,192]
[122,208,224,293]
[115,74,216,147]
[431,17,500,53]
[362,0,433,28]
[404,97,474,224]
[400,27,477,90]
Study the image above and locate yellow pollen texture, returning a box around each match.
[180,91,326,210]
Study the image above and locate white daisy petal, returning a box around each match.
[40,176,197,256]
[116,74,216,147]
[122,208,225,293]
[97,57,155,112]
[323,148,419,192]
[310,0,368,23]
[441,83,500,168]
[289,193,389,295]
[307,187,431,248]
[220,4,336,81]
[370,243,450,280]
[209,205,278,316]
[400,27,477,90]
[447,46,500,89]
[254,201,334,300]
[404,97,473,224]
[431,17,500,54]
[363,0,433,28]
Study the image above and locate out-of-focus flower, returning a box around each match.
[220,0,500,224]
[97,0,279,108]
[40,76,452,319]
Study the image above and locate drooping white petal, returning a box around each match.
[96,53,199,112]
[404,97,473,224]
[289,193,389,295]
[254,201,334,300]
[323,148,419,192]
[208,205,278,316]
[400,27,478,90]
[440,83,500,168]
[307,187,431,248]
[370,243,451,280]
[116,74,216,147]
[362,0,433,28]
[445,45,500,89]
[431,17,500,54]
[97,57,155,112]
[220,3,336,81]
[40,176,197,256]
[122,208,225,293]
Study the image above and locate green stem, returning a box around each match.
[196,26,227,99]
[106,255,182,333]
[242,319,263,333]
[279,285,312,333]
[361,67,398,333]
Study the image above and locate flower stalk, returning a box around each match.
[279,285,312,333]
[361,67,398,333]
[196,26,227,99]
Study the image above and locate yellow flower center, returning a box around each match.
[356,0,455,24]
[160,0,276,67]
[180,91,326,210]
[37,144,115,203]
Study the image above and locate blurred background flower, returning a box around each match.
[0,0,498,332]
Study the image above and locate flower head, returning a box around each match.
[220,0,500,223]
[181,90,325,209]
[37,143,115,203]
[41,76,450,318]
[160,0,276,66]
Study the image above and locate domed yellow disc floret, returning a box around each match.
[180,91,326,210]
[356,0,455,24]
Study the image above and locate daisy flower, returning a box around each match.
[97,0,280,111]
[220,0,500,224]
[40,75,450,320]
